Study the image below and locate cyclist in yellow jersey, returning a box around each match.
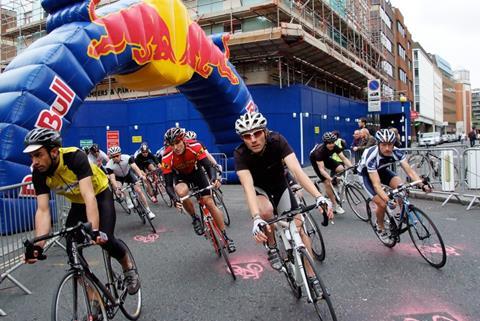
[22,128,140,300]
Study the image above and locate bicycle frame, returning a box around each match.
[276,218,317,303]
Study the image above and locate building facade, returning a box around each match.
[454,69,472,134]
[472,88,480,129]
[393,7,413,102]
[431,54,456,133]
[412,43,444,134]
[370,0,396,100]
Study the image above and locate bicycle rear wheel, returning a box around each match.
[136,200,156,234]
[408,155,431,178]
[213,189,231,226]
[107,240,142,320]
[299,248,337,321]
[304,212,326,262]
[210,223,236,280]
[345,185,369,222]
[52,271,107,321]
[407,206,447,268]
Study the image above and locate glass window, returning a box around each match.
[382,60,393,76]
[399,69,407,83]
[398,44,406,60]
[380,8,392,29]
[397,21,405,37]
[381,33,392,52]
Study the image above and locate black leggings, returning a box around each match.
[65,188,127,260]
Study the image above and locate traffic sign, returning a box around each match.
[367,79,381,112]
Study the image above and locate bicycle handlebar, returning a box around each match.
[331,165,357,179]
[388,179,424,199]
[263,203,329,227]
[179,185,215,202]
[24,222,93,249]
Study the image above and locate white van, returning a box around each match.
[419,132,441,146]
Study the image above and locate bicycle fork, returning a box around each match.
[277,221,316,303]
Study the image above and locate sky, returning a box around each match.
[390,0,479,89]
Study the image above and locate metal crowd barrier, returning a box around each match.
[210,153,228,182]
[461,147,480,210]
[0,181,70,316]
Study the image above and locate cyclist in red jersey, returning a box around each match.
[161,128,236,252]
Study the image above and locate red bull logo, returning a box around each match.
[179,23,239,85]
[87,0,176,65]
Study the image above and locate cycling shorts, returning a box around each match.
[361,168,397,199]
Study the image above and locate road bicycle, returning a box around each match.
[24,222,142,320]
[312,167,369,222]
[211,188,231,226]
[291,184,326,262]
[180,185,236,280]
[263,203,337,320]
[121,182,156,234]
[111,183,131,215]
[407,150,459,187]
[145,169,172,207]
[368,179,447,268]
[329,166,369,222]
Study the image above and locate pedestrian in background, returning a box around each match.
[468,127,476,147]
[389,127,402,148]
[351,130,362,163]
[355,128,376,158]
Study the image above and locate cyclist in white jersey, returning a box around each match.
[357,129,430,241]
[106,146,156,220]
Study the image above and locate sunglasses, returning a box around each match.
[111,154,121,158]
[241,130,264,140]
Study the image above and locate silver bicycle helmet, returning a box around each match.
[23,128,62,153]
[108,146,122,155]
[375,129,396,143]
[322,132,337,144]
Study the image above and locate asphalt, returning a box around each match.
[1,185,479,321]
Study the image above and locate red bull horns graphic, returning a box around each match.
[87,0,239,85]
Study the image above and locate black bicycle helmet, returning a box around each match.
[89,143,99,153]
[140,142,149,152]
[322,132,337,144]
[164,127,185,145]
[23,128,62,153]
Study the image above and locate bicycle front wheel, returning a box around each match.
[213,189,231,226]
[345,185,369,222]
[210,223,236,281]
[107,240,142,320]
[52,271,107,321]
[299,248,337,321]
[407,207,447,268]
[304,212,326,262]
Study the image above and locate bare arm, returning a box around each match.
[400,159,422,182]
[34,194,52,248]
[78,176,100,230]
[284,153,321,198]
[316,160,332,181]
[131,163,145,178]
[237,169,261,218]
[339,152,353,167]
[368,171,389,202]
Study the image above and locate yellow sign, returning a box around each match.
[132,136,143,143]
[314,126,320,134]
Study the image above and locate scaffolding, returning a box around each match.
[1,0,388,100]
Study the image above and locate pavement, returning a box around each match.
[1,185,479,321]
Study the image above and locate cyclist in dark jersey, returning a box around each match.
[134,142,161,203]
[309,132,353,214]
[23,128,139,296]
[234,112,332,290]
[161,127,235,252]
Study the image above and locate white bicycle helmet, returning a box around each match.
[235,112,267,135]
[108,146,122,155]
[375,129,396,143]
[185,131,197,140]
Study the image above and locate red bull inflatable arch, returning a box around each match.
[0,0,256,190]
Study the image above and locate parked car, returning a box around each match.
[441,134,449,143]
[418,132,441,146]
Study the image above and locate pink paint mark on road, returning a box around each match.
[133,233,159,243]
[228,262,265,280]
[393,311,462,321]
